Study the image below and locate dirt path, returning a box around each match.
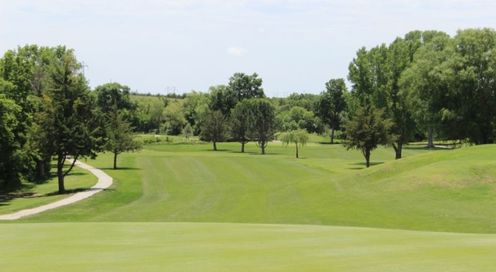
[0,161,112,220]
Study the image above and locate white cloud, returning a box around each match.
[227,46,247,57]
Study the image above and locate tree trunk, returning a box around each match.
[57,154,65,194]
[261,142,266,155]
[393,142,402,159]
[295,143,299,159]
[36,160,46,180]
[241,142,245,153]
[364,148,371,168]
[113,152,118,169]
[330,128,335,144]
[213,141,217,151]
[427,127,435,149]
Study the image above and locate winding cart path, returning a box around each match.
[0,161,112,220]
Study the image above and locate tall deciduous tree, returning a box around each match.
[209,73,265,116]
[228,72,265,101]
[104,104,141,169]
[344,104,391,168]
[0,45,53,182]
[94,82,135,113]
[248,99,276,155]
[200,110,227,151]
[387,38,416,158]
[445,29,496,144]
[0,92,22,187]
[400,34,453,148]
[230,99,253,153]
[209,85,237,116]
[95,82,140,169]
[317,78,347,143]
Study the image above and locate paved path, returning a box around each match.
[0,161,113,220]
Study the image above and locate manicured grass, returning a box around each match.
[18,141,496,233]
[0,166,97,215]
[1,222,496,272]
[3,141,496,271]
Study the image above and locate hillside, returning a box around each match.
[19,142,496,233]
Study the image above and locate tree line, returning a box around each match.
[0,46,140,193]
[345,28,496,167]
[2,28,496,192]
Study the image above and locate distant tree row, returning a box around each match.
[2,27,496,192]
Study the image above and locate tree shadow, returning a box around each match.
[227,150,259,155]
[212,149,230,152]
[41,187,91,197]
[66,172,87,176]
[247,152,281,156]
[99,167,141,171]
[0,191,36,204]
[403,145,455,151]
[348,161,384,170]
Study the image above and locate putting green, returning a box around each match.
[1,222,495,272]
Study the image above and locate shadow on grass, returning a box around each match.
[0,186,116,207]
[0,191,36,204]
[348,161,384,170]
[43,187,115,197]
[65,172,87,176]
[0,187,79,207]
[204,148,282,156]
[247,152,281,156]
[317,141,342,145]
[403,145,455,151]
[42,187,92,197]
[99,167,141,171]
[227,150,259,155]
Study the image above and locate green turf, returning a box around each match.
[16,141,496,233]
[1,222,495,272]
[3,141,496,270]
[0,166,97,214]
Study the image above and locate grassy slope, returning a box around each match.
[1,222,496,272]
[19,142,496,233]
[0,166,97,214]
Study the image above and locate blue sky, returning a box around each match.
[1,0,495,96]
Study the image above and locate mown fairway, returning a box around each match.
[16,142,496,233]
[2,141,496,271]
[1,222,496,272]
